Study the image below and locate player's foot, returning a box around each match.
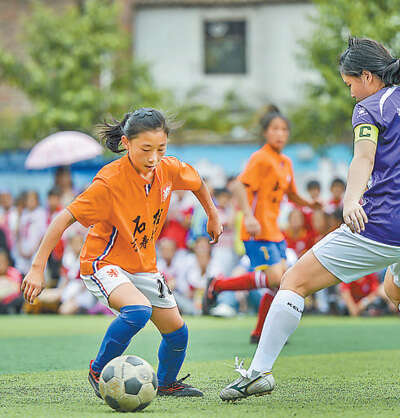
[202,276,219,315]
[88,360,102,399]
[157,374,204,397]
[220,357,275,401]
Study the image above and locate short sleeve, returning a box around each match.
[67,179,112,228]
[171,159,202,191]
[352,104,375,129]
[237,154,262,191]
[352,104,379,144]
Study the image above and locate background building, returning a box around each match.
[133,0,315,107]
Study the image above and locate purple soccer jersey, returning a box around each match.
[352,86,400,246]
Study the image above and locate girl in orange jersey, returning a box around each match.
[22,108,222,398]
[203,107,320,342]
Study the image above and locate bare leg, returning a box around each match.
[108,282,151,311]
[249,250,339,373]
[383,269,400,310]
[150,306,184,333]
[280,250,340,297]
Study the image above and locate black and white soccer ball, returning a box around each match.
[99,355,158,412]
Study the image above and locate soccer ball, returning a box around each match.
[99,355,158,412]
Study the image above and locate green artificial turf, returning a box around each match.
[1,314,400,417]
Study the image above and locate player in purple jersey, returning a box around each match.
[219,37,400,401]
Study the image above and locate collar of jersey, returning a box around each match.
[123,154,160,187]
[262,143,283,159]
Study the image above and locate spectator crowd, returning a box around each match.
[0,167,395,318]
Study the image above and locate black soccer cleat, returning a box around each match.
[202,277,218,315]
[157,374,204,397]
[88,360,102,399]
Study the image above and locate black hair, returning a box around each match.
[47,187,62,197]
[98,108,171,154]
[15,191,27,207]
[340,37,400,86]
[306,180,321,191]
[331,177,346,188]
[55,166,70,177]
[259,104,290,133]
[54,166,74,188]
[0,247,11,266]
[0,247,9,258]
[214,187,231,198]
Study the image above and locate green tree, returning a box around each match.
[0,0,166,149]
[290,0,400,146]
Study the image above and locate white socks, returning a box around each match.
[249,289,304,374]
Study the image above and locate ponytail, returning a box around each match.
[382,59,400,86]
[97,113,131,153]
[340,37,400,86]
[259,104,290,132]
[97,108,173,154]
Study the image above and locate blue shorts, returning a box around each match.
[243,240,287,271]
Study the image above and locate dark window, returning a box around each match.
[204,21,246,74]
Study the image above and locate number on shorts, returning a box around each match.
[157,276,173,299]
[157,279,165,299]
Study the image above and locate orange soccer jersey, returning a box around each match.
[238,143,297,242]
[67,155,201,276]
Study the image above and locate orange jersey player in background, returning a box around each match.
[22,108,222,399]
[203,106,320,343]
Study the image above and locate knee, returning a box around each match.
[280,267,308,297]
[384,279,400,308]
[162,323,188,350]
[120,305,152,329]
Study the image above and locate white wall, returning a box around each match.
[134,3,317,108]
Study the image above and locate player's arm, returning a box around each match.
[286,161,321,210]
[230,179,261,236]
[343,124,378,233]
[21,209,76,304]
[286,191,321,210]
[192,179,223,244]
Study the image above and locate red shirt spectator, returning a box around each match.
[159,190,194,249]
[340,273,380,303]
[283,208,314,257]
[0,250,22,306]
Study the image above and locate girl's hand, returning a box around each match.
[207,214,223,244]
[244,213,261,237]
[343,201,368,233]
[21,268,45,304]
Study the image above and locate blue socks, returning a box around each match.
[157,323,188,386]
[91,305,152,374]
[92,306,188,387]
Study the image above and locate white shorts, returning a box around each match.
[81,265,177,314]
[313,224,400,284]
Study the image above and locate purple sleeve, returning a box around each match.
[352,104,376,129]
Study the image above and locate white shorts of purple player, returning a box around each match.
[81,265,176,315]
[312,224,400,284]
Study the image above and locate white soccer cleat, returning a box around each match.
[220,357,275,401]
